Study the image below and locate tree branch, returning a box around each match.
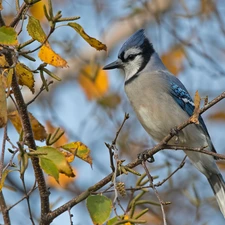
[7,54,50,224]
[46,90,225,222]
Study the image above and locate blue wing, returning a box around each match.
[170,82,209,136]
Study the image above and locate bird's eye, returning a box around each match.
[127,54,136,60]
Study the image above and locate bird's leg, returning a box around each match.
[138,150,155,163]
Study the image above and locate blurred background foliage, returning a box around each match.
[1,0,225,224]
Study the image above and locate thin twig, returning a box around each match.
[10,3,29,27]
[68,207,73,225]
[26,81,54,106]
[7,182,37,211]
[0,126,11,225]
[142,161,167,225]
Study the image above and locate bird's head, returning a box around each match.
[103,29,155,82]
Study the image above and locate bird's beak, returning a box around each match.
[103,59,122,70]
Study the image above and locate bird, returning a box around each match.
[103,29,225,217]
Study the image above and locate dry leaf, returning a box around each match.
[38,44,68,67]
[61,141,92,166]
[161,45,185,76]
[208,112,225,121]
[47,167,76,189]
[68,22,107,51]
[8,111,47,141]
[199,0,215,19]
[190,91,200,124]
[78,64,109,100]
[15,63,35,93]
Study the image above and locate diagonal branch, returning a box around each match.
[46,91,225,222]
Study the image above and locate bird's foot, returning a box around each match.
[138,150,155,163]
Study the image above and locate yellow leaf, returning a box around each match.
[8,111,47,141]
[0,76,7,128]
[0,53,8,67]
[15,63,35,93]
[47,167,76,189]
[29,0,48,22]
[68,22,107,51]
[0,170,14,191]
[46,120,68,147]
[161,45,185,76]
[38,44,68,67]
[61,141,92,166]
[60,150,75,163]
[208,112,225,121]
[124,215,132,225]
[27,15,47,43]
[78,64,109,100]
[190,91,200,124]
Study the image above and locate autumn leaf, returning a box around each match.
[208,112,225,121]
[61,141,92,166]
[161,44,185,76]
[0,75,7,128]
[199,0,215,19]
[78,64,109,100]
[29,0,48,22]
[0,26,18,45]
[97,93,121,109]
[37,146,75,181]
[47,167,76,189]
[0,170,16,191]
[68,22,107,51]
[8,111,47,141]
[38,44,68,67]
[190,91,201,124]
[15,62,35,93]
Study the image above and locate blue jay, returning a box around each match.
[103,29,225,217]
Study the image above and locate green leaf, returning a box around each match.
[37,146,75,178]
[0,26,18,45]
[27,16,47,43]
[86,195,112,225]
[106,216,119,225]
[39,157,59,182]
[0,169,16,191]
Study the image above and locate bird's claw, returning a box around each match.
[138,150,155,163]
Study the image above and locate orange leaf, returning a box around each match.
[8,111,47,141]
[161,45,185,76]
[38,44,68,67]
[208,112,225,121]
[190,91,200,124]
[78,64,109,100]
[47,168,76,189]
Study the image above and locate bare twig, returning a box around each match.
[7,182,37,211]
[142,161,168,225]
[10,3,29,27]
[26,81,54,106]
[0,126,11,225]
[68,207,73,225]
[0,192,10,225]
